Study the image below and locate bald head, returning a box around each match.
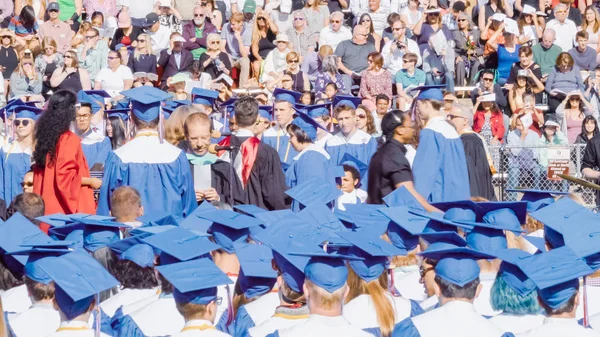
[541,28,556,48]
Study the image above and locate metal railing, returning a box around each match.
[489,144,598,208]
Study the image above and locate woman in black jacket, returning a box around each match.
[110,11,143,50]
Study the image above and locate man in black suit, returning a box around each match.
[157,33,194,88]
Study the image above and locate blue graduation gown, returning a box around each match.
[81,137,112,169]
[262,127,299,169]
[412,116,470,202]
[285,145,338,212]
[0,141,31,203]
[97,134,196,219]
[324,129,377,166]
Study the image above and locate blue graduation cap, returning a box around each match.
[291,250,362,293]
[413,200,481,233]
[12,105,43,120]
[285,177,343,209]
[378,206,429,252]
[157,258,233,305]
[191,88,219,106]
[108,237,155,268]
[529,198,596,249]
[382,186,423,208]
[142,227,218,265]
[220,98,238,114]
[0,98,26,117]
[197,210,263,254]
[273,88,302,105]
[338,231,404,282]
[128,224,178,237]
[517,246,593,309]
[495,248,536,297]
[453,217,525,255]
[258,106,273,121]
[0,213,54,273]
[344,204,390,236]
[291,109,327,142]
[565,230,600,270]
[298,203,347,234]
[418,243,495,286]
[340,153,368,182]
[11,242,75,284]
[234,243,277,298]
[233,204,268,217]
[409,85,445,101]
[121,87,172,123]
[106,108,131,121]
[299,103,331,119]
[524,235,546,254]
[505,188,570,212]
[77,90,110,114]
[137,211,181,227]
[477,202,527,231]
[419,231,467,246]
[40,252,119,320]
[332,95,362,110]
[59,218,131,253]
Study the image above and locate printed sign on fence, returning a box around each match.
[547,147,570,180]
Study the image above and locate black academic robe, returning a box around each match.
[460,133,497,201]
[230,135,289,210]
[179,141,246,206]
[582,134,600,206]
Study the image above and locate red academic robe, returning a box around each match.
[33,131,96,216]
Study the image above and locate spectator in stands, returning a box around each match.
[127,33,157,75]
[453,12,483,86]
[506,46,544,92]
[303,0,329,36]
[546,52,584,114]
[302,45,332,84]
[358,14,382,53]
[71,21,92,49]
[14,0,45,24]
[122,0,155,22]
[362,0,389,36]
[475,0,513,29]
[556,91,593,143]
[569,30,597,71]
[50,49,91,92]
[9,55,43,101]
[422,33,455,93]
[157,0,183,34]
[470,69,508,111]
[94,50,134,96]
[532,29,562,81]
[158,33,193,85]
[0,29,18,86]
[222,12,252,88]
[183,6,217,61]
[382,18,421,76]
[508,69,543,114]
[487,20,521,85]
[582,6,600,64]
[539,117,569,189]
[250,10,278,80]
[9,5,40,55]
[516,6,542,45]
[76,27,108,84]
[356,104,378,136]
[585,66,600,118]
[396,52,426,110]
[283,51,310,92]
[199,33,231,80]
[511,92,544,136]
[144,12,171,56]
[336,25,376,92]
[481,14,506,61]
[400,0,423,31]
[546,4,577,51]
[506,114,542,199]
[90,11,104,30]
[83,0,118,24]
[575,115,599,144]
[441,1,466,30]
[359,52,393,105]
[202,0,223,31]
[38,2,73,54]
[286,10,316,61]
[35,37,63,98]
[111,12,142,50]
[373,94,390,135]
[413,8,452,53]
[473,93,505,145]
[0,0,13,28]
[319,12,352,51]
[261,34,292,83]
[314,54,346,94]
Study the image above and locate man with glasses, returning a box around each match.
[396,53,425,110]
[470,69,507,111]
[336,25,376,91]
[182,6,217,60]
[545,3,577,52]
[74,90,112,170]
[76,28,108,85]
[382,19,421,75]
[319,12,352,51]
[38,2,73,54]
[446,103,496,200]
[285,10,316,59]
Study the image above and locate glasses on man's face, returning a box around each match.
[20,181,33,188]
[419,266,434,278]
[402,59,414,63]
[294,17,304,21]
[85,35,97,40]
[482,77,494,82]
[76,114,91,121]
[331,20,341,23]
[194,13,205,17]
[457,18,467,22]
[288,59,299,63]
[13,119,30,127]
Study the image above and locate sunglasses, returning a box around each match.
[331,20,341,23]
[419,266,434,278]
[361,19,371,23]
[194,13,205,17]
[108,56,119,60]
[48,9,59,13]
[294,17,304,21]
[20,181,33,188]
[64,54,73,59]
[1,36,11,39]
[457,18,467,21]
[258,17,266,21]
[357,114,366,119]
[288,60,299,63]
[137,39,146,43]
[13,119,30,127]
[482,77,494,82]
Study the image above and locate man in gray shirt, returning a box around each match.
[335,25,376,91]
[221,12,252,87]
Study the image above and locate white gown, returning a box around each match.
[8,302,60,337]
[1,285,32,315]
[99,288,159,318]
[474,272,502,317]
[46,321,112,337]
[275,315,372,337]
[516,317,600,337]
[489,313,545,334]
[343,294,416,332]
[171,319,231,337]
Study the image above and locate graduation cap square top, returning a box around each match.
[142,227,219,264]
[298,203,346,233]
[418,243,495,286]
[332,95,362,110]
[495,248,537,297]
[291,109,328,142]
[77,90,110,114]
[344,204,390,234]
[273,88,302,105]
[11,242,75,284]
[409,85,445,101]
[339,231,404,282]
[156,258,233,305]
[564,230,600,270]
[12,105,43,121]
[199,209,263,254]
[191,88,219,106]
[505,188,570,212]
[378,206,428,252]
[0,213,54,270]
[285,177,343,208]
[477,201,528,230]
[121,86,172,123]
[382,185,424,209]
[290,250,363,293]
[340,153,368,182]
[108,237,155,268]
[234,243,277,298]
[517,246,593,309]
[299,103,331,119]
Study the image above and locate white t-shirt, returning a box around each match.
[96,65,134,96]
[148,25,172,56]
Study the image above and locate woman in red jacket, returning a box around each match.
[32,90,101,216]
[473,93,505,145]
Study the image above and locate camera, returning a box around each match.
[518,69,528,77]
[396,41,405,49]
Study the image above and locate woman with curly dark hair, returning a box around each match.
[32,90,99,215]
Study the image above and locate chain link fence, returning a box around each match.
[488,144,598,209]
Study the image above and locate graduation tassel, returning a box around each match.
[94,294,101,337]
[158,104,164,144]
[583,276,589,327]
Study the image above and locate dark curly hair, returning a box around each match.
[114,259,158,290]
[33,90,77,168]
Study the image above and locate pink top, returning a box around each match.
[83,0,118,18]
[566,111,583,144]
[359,70,393,101]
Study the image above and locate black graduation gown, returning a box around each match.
[179,141,246,206]
[230,135,289,210]
[460,133,497,201]
[582,134,600,206]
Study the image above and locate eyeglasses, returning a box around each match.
[482,77,494,82]
[288,60,299,63]
[419,266,434,278]
[85,35,97,40]
[48,9,59,13]
[331,20,341,23]
[201,1,208,5]
[137,39,146,43]
[76,114,91,120]
[13,119,30,127]
[20,181,33,188]
[457,18,467,21]
[1,36,11,39]
[357,114,366,119]
[392,27,405,31]
[357,33,369,37]
[277,41,288,44]
[64,54,73,59]
[402,59,414,63]
[361,19,371,23]
[194,13,205,17]
[108,56,119,60]
[209,40,220,44]
[294,17,304,21]
[258,17,266,21]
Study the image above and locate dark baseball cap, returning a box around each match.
[144,13,159,27]
[47,2,60,11]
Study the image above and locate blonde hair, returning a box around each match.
[17,56,38,81]
[346,268,395,337]
[165,106,201,145]
[41,36,57,51]
[134,34,153,61]
[305,279,346,310]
